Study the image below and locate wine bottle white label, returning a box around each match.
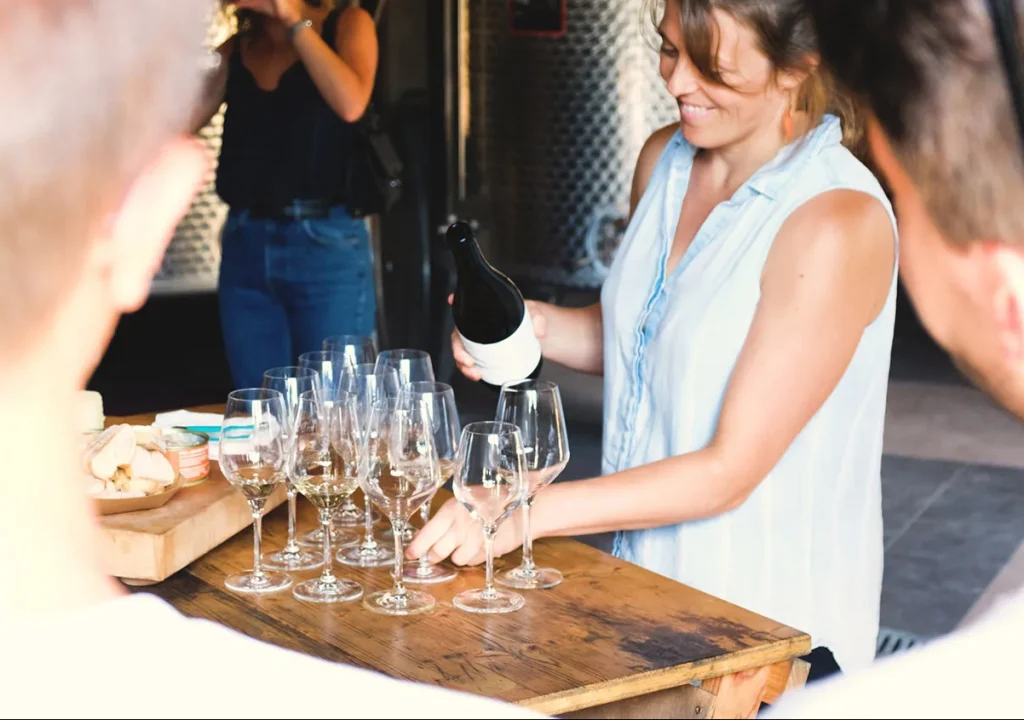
[458,312,542,386]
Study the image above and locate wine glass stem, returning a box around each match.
[285,487,299,553]
[251,503,265,580]
[362,494,377,549]
[483,526,497,597]
[391,519,407,597]
[520,496,536,573]
[319,509,335,584]
[418,497,433,570]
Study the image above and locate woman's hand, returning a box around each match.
[233,0,304,26]
[407,498,524,566]
[449,295,548,382]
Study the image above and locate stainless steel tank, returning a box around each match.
[458,0,678,288]
[152,3,233,296]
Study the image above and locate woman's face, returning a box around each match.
[658,3,798,149]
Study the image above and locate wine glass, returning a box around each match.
[290,390,363,603]
[322,334,377,370]
[361,397,442,615]
[495,380,570,590]
[219,389,292,594]
[261,366,324,572]
[297,351,361,548]
[336,364,401,568]
[452,421,527,614]
[375,349,436,387]
[376,350,436,542]
[399,381,460,585]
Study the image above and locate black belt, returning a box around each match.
[246,199,338,221]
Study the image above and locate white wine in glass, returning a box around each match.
[452,421,527,614]
[290,390,363,604]
[219,389,293,595]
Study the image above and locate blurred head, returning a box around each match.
[232,0,334,35]
[648,0,865,155]
[812,0,1024,417]
[0,1,210,391]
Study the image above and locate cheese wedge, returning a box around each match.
[83,425,136,481]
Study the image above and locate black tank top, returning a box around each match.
[216,10,354,209]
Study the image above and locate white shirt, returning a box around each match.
[601,115,898,673]
[0,594,543,719]
[767,591,1024,718]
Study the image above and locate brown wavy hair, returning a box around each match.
[228,0,335,36]
[645,0,869,161]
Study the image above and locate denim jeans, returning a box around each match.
[218,207,376,389]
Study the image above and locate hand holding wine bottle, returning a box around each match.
[446,221,546,388]
[449,294,548,383]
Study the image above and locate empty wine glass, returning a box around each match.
[399,381,460,585]
[375,349,436,387]
[336,363,401,568]
[452,421,527,614]
[297,351,361,548]
[290,390,363,603]
[322,334,378,370]
[220,388,292,594]
[496,380,570,590]
[376,350,436,543]
[361,397,442,615]
[261,366,324,572]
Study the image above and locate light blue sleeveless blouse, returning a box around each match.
[601,115,898,672]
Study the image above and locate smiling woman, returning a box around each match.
[426,0,898,688]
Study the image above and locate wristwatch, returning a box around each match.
[288,18,313,39]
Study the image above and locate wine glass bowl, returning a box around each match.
[494,380,570,590]
[361,397,442,616]
[219,389,293,594]
[375,349,436,387]
[322,334,377,370]
[452,421,527,614]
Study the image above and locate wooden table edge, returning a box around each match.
[516,633,812,715]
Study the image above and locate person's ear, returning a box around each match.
[105,137,208,313]
[985,242,1024,368]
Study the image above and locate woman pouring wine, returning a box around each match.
[412,0,897,685]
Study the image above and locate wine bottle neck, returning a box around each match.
[451,237,488,271]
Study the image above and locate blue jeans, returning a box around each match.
[218,207,376,389]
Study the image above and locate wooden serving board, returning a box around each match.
[96,411,287,585]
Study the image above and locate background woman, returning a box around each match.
[196,0,379,387]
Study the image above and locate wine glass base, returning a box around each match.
[262,547,324,571]
[333,506,381,528]
[225,570,292,595]
[293,577,363,604]
[454,588,525,614]
[336,543,395,568]
[403,563,458,585]
[363,589,435,616]
[298,526,359,549]
[496,566,563,590]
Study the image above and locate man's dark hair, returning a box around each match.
[810,0,1024,247]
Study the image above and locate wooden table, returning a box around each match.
[117,412,811,718]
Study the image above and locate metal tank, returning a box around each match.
[454,0,678,289]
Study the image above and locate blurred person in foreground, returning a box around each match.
[769,0,1024,716]
[0,2,536,717]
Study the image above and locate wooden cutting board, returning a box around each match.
[96,410,287,585]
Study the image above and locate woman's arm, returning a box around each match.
[290,6,378,122]
[412,189,896,565]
